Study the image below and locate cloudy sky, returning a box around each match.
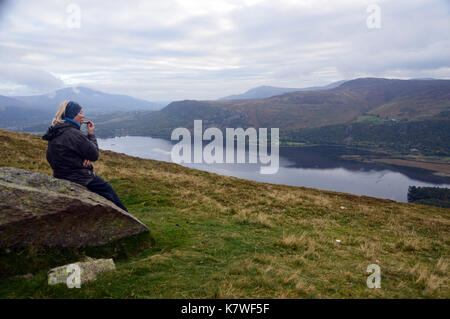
[0,0,449,101]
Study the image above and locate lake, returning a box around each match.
[98,136,450,202]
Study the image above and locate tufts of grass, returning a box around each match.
[0,129,449,298]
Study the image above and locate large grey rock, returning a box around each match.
[0,167,149,249]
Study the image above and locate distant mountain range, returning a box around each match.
[0,95,50,130]
[110,77,449,132]
[0,87,166,130]
[219,80,347,100]
[13,86,163,113]
[40,77,447,155]
[18,77,450,155]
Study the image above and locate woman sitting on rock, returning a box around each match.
[42,100,128,212]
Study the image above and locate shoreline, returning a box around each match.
[341,154,450,178]
[373,158,450,177]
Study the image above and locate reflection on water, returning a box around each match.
[98,136,450,202]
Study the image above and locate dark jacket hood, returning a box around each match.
[42,122,78,141]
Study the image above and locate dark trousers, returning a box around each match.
[86,175,128,212]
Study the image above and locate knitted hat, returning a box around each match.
[64,101,82,119]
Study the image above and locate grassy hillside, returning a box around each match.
[0,128,449,298]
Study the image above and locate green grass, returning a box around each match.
[0,129,449,298]
[355,115,385,123]
[279,141,307,147]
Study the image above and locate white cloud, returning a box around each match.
[0,0,448,100]
[0,64,64,95]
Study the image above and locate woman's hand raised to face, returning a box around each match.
[83,159,92,167]
[87,121,95,135]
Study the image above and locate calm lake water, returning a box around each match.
[98,136,450,202]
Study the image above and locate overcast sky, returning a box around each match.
[0,0,449,101]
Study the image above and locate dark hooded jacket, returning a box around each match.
[42,121,99,186]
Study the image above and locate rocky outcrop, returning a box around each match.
[0,167,149,249]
